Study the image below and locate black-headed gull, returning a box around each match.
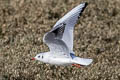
[32,2,93,68]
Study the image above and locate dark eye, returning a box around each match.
[38,56,40,58]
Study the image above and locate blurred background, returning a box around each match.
[0,0,120,80]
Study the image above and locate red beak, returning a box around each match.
[31,57,35,60]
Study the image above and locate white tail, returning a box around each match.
[72,57,93,66]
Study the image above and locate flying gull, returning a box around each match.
[32,2,93,68]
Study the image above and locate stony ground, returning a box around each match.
[0,0,120,80]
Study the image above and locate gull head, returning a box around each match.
[32,53,44,61]
[32,52,49,63]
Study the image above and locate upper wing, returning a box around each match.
[43,3,88,57]
[53,2,88,51]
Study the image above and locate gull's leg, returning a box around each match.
[72,64,81,68]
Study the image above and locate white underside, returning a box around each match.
[48,57,73,66]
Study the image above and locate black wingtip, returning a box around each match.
[82,2,88,11]
[83,2,88,11]
[84,2,88,6]
[78,2,88,18]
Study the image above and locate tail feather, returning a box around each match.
[72,57,93,66]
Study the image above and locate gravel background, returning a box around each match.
[0,0,120,80]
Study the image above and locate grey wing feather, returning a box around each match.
[43,23,70,57]
[43,32,70,57]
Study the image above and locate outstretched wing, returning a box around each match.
[43,3,88,57]
[53,2,88,51]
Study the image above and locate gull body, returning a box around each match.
[33,2,93,67]
[35,52,72,66]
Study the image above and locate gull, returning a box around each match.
[32,2,93,68]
